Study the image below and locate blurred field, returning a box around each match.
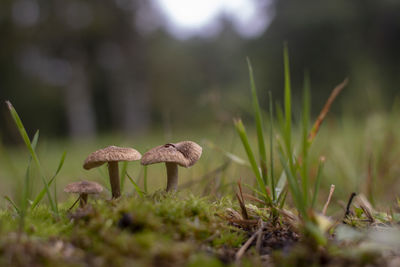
[1,108,399,214]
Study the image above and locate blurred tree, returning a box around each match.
[1,0,400,143]
[98,1,150,134]
[251,0,400,113]
[0,0,152,142]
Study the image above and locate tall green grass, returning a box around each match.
[275,45,333,244]
[5,101,65,220]
[234,58,285,207]
[4,131,39,222]
[235,45,345,245]
[234,58,271,205]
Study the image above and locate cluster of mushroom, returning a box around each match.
[64,141,202,206]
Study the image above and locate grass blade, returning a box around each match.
[278,187,288,209]
[31,151,66,209]
[275,103,285,137]
[247,58,268,184]
[277,145,306,218]
[97,167,111,192]
[243,183,267,198]
[222,152,249,166]
[204,140,249,166]
[143,166,148,194]
[4,196,20,214]
[275,171,287,200]
[234,118,271,204]
[126,171,144,197]
[54,151,67,175]
[283,43,292,155]
[311,157,326,209]
[120,161,128,194]
[21,130,39,215]
[301,71,311,205]
[6,101,57,216]
[54,170,58,212]
[268,91,276,201]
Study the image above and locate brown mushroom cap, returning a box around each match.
[83,146,142,170]
[64,181,103,194]
[141,141,202,167]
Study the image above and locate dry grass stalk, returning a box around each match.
[236,180,249,220]
[180,161,230,189]
[228,219,258,226]
[235,226,262,260]
[355,194,375,223]
[277,208,300,227]
[242,193,266,204]
[225,208,243,221]
[255,219,265,253]
[322,184,335,215]
[308,78,348,143]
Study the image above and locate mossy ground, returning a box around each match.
[0,193,246,266]
[0,192,399,266]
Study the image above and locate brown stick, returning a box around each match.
[343,192,357,223]
[68,196,81,212]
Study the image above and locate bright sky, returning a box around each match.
[154,0,273,39]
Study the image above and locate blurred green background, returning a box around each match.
[1,0,400,141]
[1,0,400,209]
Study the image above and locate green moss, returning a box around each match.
[0,193,241,266]
[0,191,397,266]
[212,229,246,248]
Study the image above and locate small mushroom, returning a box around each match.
[83,146,141,198]
[64,181,103,207]
[141,141,202,192]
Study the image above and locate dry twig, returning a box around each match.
[308,78,348,143]
[236,180,249,220]
[343,192,357,222]
[235,227,262,260]
[242,193,266,205]
[322,184,335,215]
[255,219,264,253]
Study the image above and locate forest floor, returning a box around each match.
[0,192,399,267]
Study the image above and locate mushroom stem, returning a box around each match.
[80,193,88,207]
[108,161,121,198]
[165,162,178,192]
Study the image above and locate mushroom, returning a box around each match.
[64,181,103,207]
[83,146,141,198]
[141,141,202,192]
